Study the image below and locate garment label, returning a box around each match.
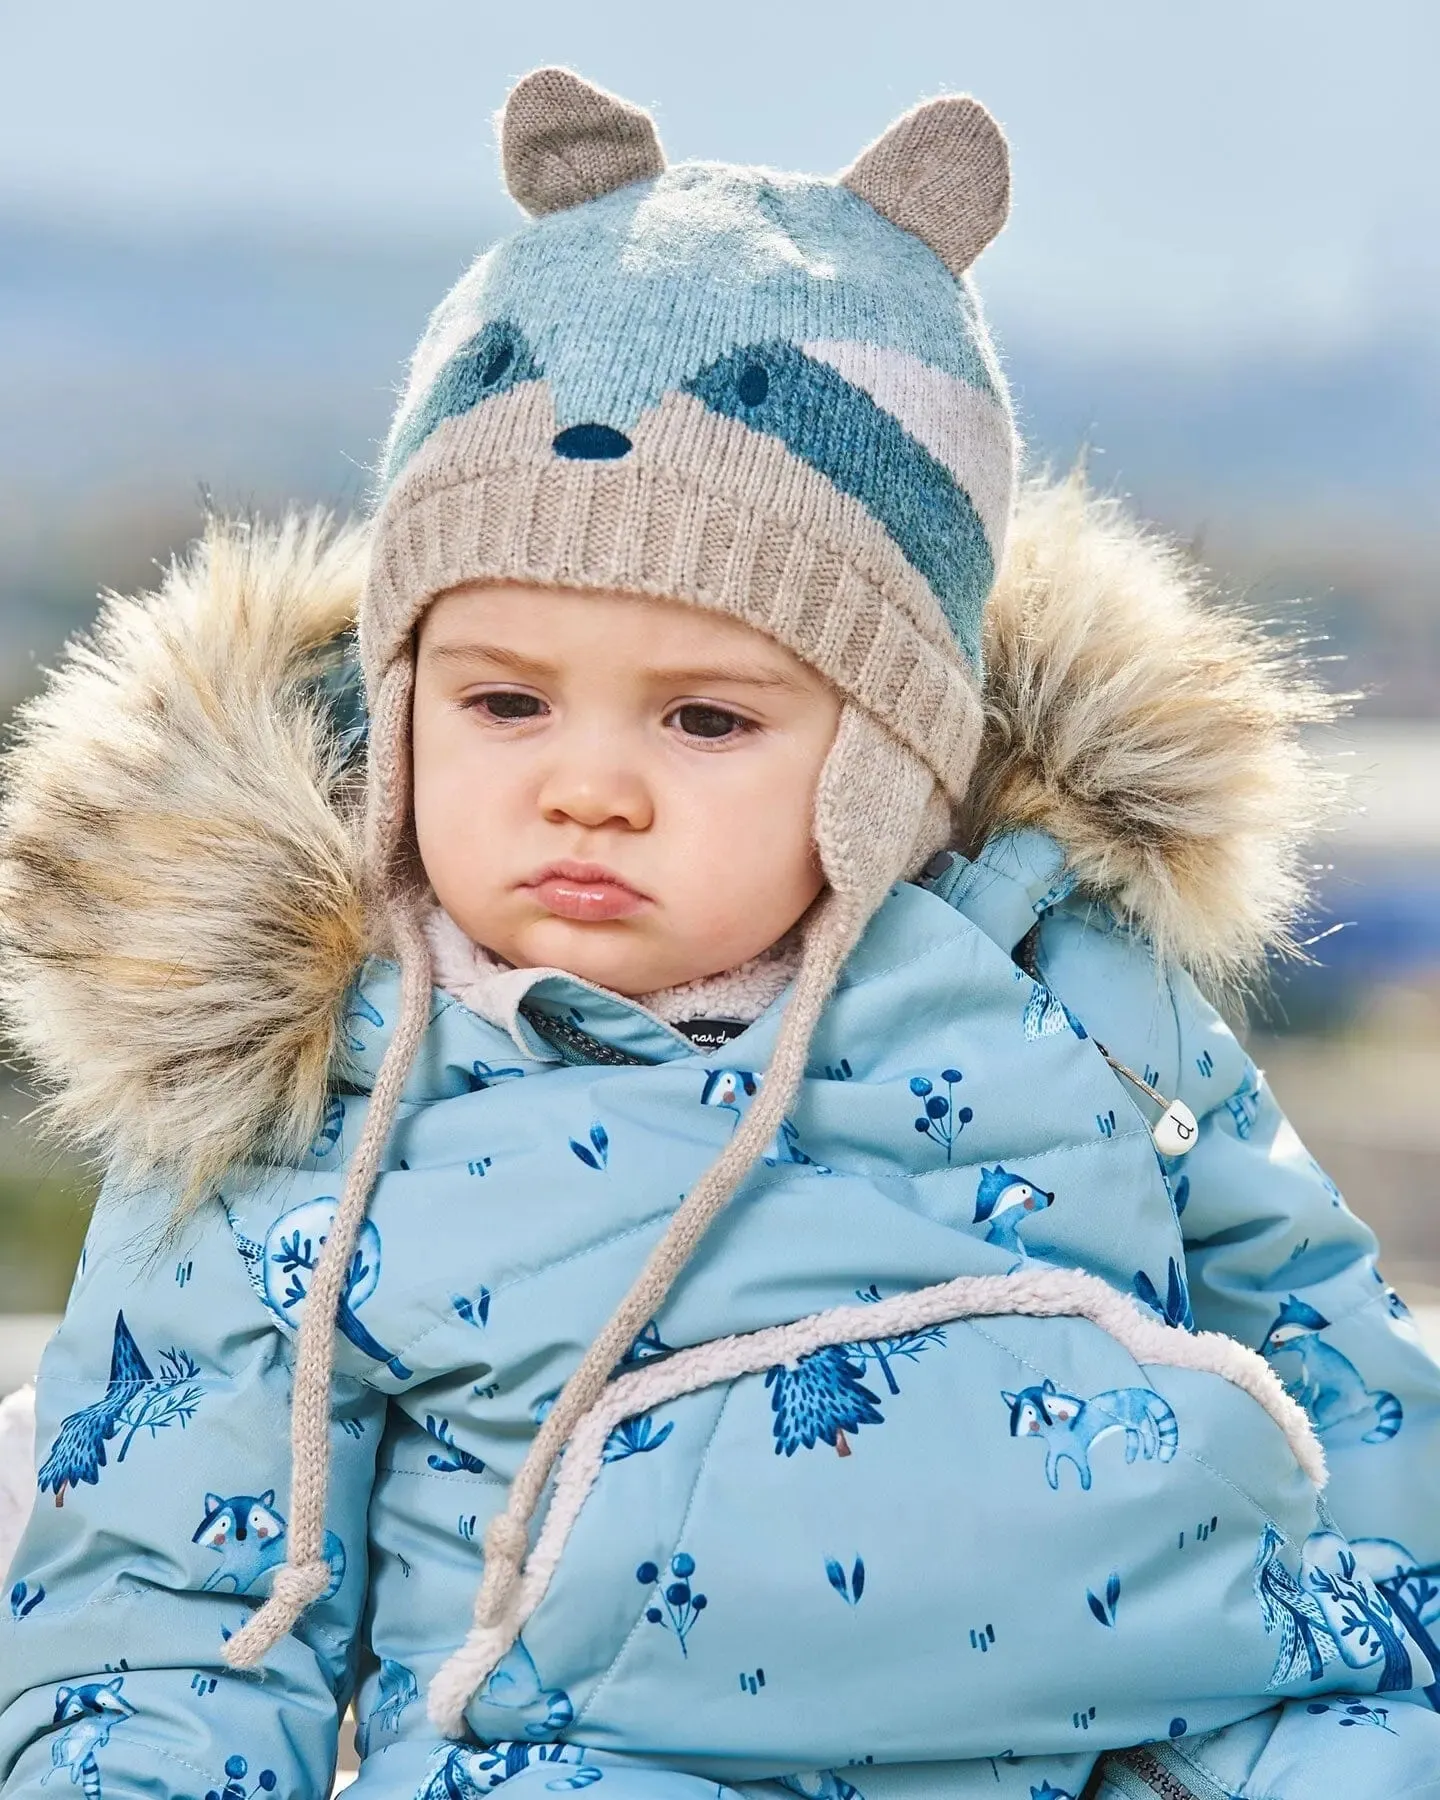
[674,1018,750,1051]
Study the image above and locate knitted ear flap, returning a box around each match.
[500,66,667,218]
[839,93,1010,277]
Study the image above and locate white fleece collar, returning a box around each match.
[424,905,802,1038]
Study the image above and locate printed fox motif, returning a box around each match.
[43,1679,135,1800]
[973,1165,1054,1256]
[192,1490,345,1599]
[1003,1377,1179,1490]
[1260,1296,1403,1444]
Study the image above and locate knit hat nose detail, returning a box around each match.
[552,423,633,459]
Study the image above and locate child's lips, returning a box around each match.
[521,864,650,923]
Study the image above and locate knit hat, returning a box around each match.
[222,66,1016,1724]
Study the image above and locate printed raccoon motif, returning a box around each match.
[45,1677,136,1800]
[192,1490,345,1599]
[1003,1377,1179,1491]
[1260,1296,1404,1444]
[973,1165,1054,1257]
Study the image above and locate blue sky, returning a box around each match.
[2,0,1436,355]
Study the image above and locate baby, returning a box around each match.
[2,65,1439,1800]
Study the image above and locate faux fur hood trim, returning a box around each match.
[0,478,1342,1196]
[0,513,371,1203]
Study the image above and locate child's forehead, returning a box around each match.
[414,161,999,430]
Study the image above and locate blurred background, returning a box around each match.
[1,0,1438,1373]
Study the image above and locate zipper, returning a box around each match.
[1100,1744,1233,1800]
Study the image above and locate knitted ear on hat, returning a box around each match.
[839,93,1010,278]
[500,65,667,217]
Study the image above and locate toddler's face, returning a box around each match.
[412,583,842,995]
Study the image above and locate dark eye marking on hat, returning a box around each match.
[386,318,542,481]
[682,340,991,664]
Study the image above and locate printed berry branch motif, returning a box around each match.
[260,1198,413,1382]
[909,1071,973,1163]
[206,1754,278,1800]
[569,1122,609,1170]
[825,1556,866,1605]
[37,1311,205,1506]
[636,1554,707,1655]
[1305,1701,1397,1734]
[424,1416,487,1474]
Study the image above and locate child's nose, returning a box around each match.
[553,424,633,460]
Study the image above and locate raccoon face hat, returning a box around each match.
[223,66,1017,1714]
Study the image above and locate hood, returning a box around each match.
[0,475,1342,1201]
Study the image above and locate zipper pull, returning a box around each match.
[1093,1040,1199,1158]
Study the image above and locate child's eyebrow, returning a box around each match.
[423,641,809,693]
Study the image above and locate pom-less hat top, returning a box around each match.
[222,66,1018,1735]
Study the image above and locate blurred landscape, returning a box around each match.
[1,0,1438,1337]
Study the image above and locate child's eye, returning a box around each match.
[668,703,753,742]
[469,690,545,721]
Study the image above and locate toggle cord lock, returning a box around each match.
[1092,1041,1198,1158]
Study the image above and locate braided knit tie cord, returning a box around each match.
[427,884,867,1732]
[223,670,434,1672]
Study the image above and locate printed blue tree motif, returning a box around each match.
[452,1286,492,1328]
[38,1311,203,1505]
[825,1556,866,1605]
[1134,1258,1193,1330]
[636,1553,708,1656]
[1253,1523,1337,1685]
[1022,982,1087,1041]
[1354,1536,1440,1710]
[46,1677,135,1799]
[205,1753,278,1800]
[851,1284,946,1395]
[602,1414,674,1462]
[343,993,384,1054]
[909,1071,973,1163]
[766,1344,885,1456]
[357,1659,419,1754]
[1086,1571,1121,1628]
[260,1198,413,1381]
[1303,1533,1414,1692]
[569,1122,609,1170]
[425,1415,487,1474]
[1304,1700,1396,1734]
[9,1580,44,1618]
[468,1058,527,1091]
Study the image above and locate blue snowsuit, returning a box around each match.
[2,491,1439,1800]
[3,820,1440,1800]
